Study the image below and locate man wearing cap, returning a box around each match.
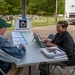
[0,19,26,75]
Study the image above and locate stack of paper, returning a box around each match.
[53,55,67,59]
[12,32,27,47]
[40,47,67,58]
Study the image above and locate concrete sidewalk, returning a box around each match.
[5,25,75,75]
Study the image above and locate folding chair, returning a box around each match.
[50,64,75,75]
[49,63,65,75]
[39,63,64,75]
[0,48,20,75]
[39,63,50,75]
[61,66,75,75]
[0,68,6,75]
[60,43,75,75]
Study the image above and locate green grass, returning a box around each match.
[6,20,14,30]
[31,16,64,27]
[6,16,64,30]
[7,25,14,30]
[31,16,55,27]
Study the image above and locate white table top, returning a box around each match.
[15,31,68,68]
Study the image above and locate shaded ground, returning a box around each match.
[5,25,75,75]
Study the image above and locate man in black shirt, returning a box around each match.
[45,20,75,65]
[39,20,75,75]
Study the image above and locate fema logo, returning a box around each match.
[71,5,75,7]
[19,20,27,28]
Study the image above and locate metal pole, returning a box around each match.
[22,0,26,18]
[29,66,31,75]
[55,0,58,23]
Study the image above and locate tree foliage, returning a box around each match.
[27,0,56,15]
[58,0,65,14]
[0,0,65,15]
[0,0,22,15]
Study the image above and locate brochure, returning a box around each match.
[12,31,27,46]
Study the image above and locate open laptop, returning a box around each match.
[33,33,46,48]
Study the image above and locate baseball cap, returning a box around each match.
[0,19,11,28]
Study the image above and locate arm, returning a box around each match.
[45,41,58,47]
[0,38,26,60]
[42,37,52,43]
[59,36,74,57]
[45,33,58,47]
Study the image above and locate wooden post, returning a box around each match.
[55,0,58,23]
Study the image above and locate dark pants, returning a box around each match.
[39,63,50,75]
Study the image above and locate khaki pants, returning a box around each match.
[6,64,17,75]
[6,64,25,75]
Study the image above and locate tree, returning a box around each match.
[27,0,56,15]
[5,0,22,15]
[0,0,9,15]
[58,0,65,14]
[0,0,22,15]
[0,0,65,15]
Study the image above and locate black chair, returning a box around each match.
[39,63,50,75]
[60,43,75,75]
[50,43,75,75]
[0,68,6,75]
[61,66,75,75]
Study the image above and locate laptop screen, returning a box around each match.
[33,33,40,44]
[33,33,45,48]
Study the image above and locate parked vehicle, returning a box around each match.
[65,0,75,24]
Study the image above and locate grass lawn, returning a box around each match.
[7,16,64,30]
[32,16,64,27]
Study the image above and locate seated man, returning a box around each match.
[39,20,75,75]
[0,19,26,75]
[44,20,75,65]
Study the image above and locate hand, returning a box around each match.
[19,44,24,46]
[46,42,58,47]
[42,38,51,43]
[45,42,52,46]
[42,38,48,43]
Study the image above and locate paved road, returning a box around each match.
[5,25,75,75]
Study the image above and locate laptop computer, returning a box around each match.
[33,33,46,48]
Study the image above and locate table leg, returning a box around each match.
[48,64,50,75]
[29,66,31,75]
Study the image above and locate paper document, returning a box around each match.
[53,55,67,59]
[40,47,66,58]
[12,32,22,37]
[12,32,28,47]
